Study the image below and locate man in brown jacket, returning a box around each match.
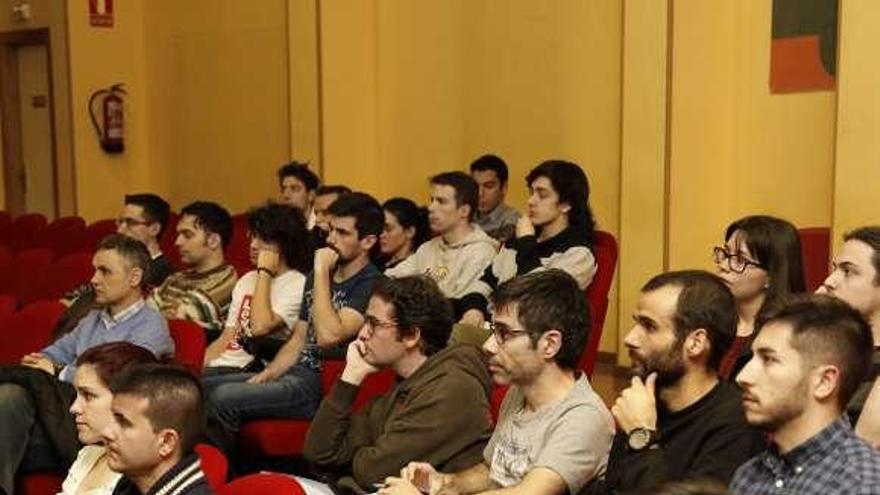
[303,276,493,494]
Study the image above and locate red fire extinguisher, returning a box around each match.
[88,83,126,154]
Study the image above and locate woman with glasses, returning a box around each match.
[713,215,805,380]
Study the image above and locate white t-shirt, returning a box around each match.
[207,269,306,369]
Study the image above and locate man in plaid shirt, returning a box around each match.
[731,294,880,495]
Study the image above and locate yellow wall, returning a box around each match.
[833,1,880,243]
[667,0,835,273]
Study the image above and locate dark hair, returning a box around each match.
[725,215,806,319]
[315,185,352,198]
[642,270,737,371]
[759,294,874,408]
[327,192,384,239]
[844,226,880,284]
[247,202,310,272]
[110,364,205,455]
[76,342,159,388]
[469,154,509,185]
[277,161,319,192]
[180,201,233,250]
[98,234,151,289]
[382,197,430,250]
[430,172,479,222]
[124,194,171,238]
[371,276,453,356]
[491,270,590,370]
[526,160,596,246]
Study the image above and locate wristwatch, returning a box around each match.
[627,427,658,451]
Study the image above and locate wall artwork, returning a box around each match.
[770,0,838,93]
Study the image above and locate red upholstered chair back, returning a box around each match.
[34,252,95,303]
[0,294,16,328]
[168,319,207,375]
[36,217,87,256]
[226,213,252,277]
[160,213,182,270]
[10,248,55,304]
[220,472,306,495]
[0,245,13,292]
[10,213,48,251]
[0,210,13,245]
[580,230,619,377]
[195,443,228,492]
[0,300,65,363]
[799,227,830,291]
[83,219,118,251]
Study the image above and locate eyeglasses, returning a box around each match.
[486,321,530,344]
[712,246,765,274]
[362,314,398,337]
[116,217,151,228]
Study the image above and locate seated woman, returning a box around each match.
[713,215,805,380]
[459,160,598,328]
[379,198,429,271]
[63,342,158,495]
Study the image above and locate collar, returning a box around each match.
[145,453,205,495]
[762,415,850,473]
[101,299,145,329]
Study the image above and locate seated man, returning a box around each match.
[204,193,383,457]
[731,294,880,495]
[278,160,321,228]
[310,185,352,257]
[0,235,174,495]
[55,193,174,338]
[385,172,497,319]
[591,271,763,494]
[104,364,211,495]
[303,276,493,493]
[470,154,520,243]
[817,226,880,422]
[382,270,614,495]
[149,201,238,342]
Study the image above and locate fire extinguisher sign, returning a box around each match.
[89,0,114,28]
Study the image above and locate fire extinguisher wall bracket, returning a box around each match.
[88,83,126,154]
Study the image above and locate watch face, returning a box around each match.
[628,428,652,450]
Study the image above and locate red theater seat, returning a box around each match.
[799,227,830,291]
[83,219,118,251]
[0,210,12,246]
[195,443,229,492]
[0,300,65,363]
[580,230,619,377]
[15,472,62,495]
[226,213,252,277]
[10,213,48,252]
[9,248,55,305]
[220,472,305,495]
[169,319,207,376]
[36,216,87,256]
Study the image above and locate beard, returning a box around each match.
[745,378,809,432]
[630,340,687,389]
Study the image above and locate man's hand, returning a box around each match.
[313,247,340,273]
[378,477,423,495]
[611,373,658,434]
[246,367,282,384]
[340,340,379,386]
[257,248,281,274]
[515,214,535,238]
[399,462,448,495]
[458,309,485,329]
[21,353,55,375]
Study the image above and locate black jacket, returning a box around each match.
[112,453,212,495]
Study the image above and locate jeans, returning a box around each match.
[202,364,321,456]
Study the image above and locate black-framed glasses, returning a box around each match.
[486,321,530,344]
[712,246,764,274]
[362,314,398,337]
[116,217,151,228]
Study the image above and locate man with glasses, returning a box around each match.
[302,276,493,495]
[589,271,763,494]
[379,270,614,495]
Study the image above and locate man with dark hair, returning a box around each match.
[205,193,382,458]
[589,271,763,494]
[149,201,238,342]
[731,294,880,495]
[303,276,493,494]
[0,235,174,495]
[382,270,613,495]
[278,161,321,227]
[386,172,497,319]
[819,226,880,422]
[104,364,211,495]
[470,154,520,243]
[118,193,174,285]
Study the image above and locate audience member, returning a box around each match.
[278,161,321,228]
[379,197,430,271]
[104,365,211,495]
[62,342,159,495]
[470,154,520,243]
[731,294,880,495]
[460,160,598,328]
[149,201,238,341]
[313,185,352,238]
[713,215,805,380]
[381,270,614,495]
[204,193,382,458]
[818,226,880,422]
[590,271,763,494]
[303,276,492,493]
[385,172,497,319]
[0,235,174,495]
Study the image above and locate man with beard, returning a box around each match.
[731,294,880,495]
[589,271,763,494]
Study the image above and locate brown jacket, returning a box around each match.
[303,344,493,493]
